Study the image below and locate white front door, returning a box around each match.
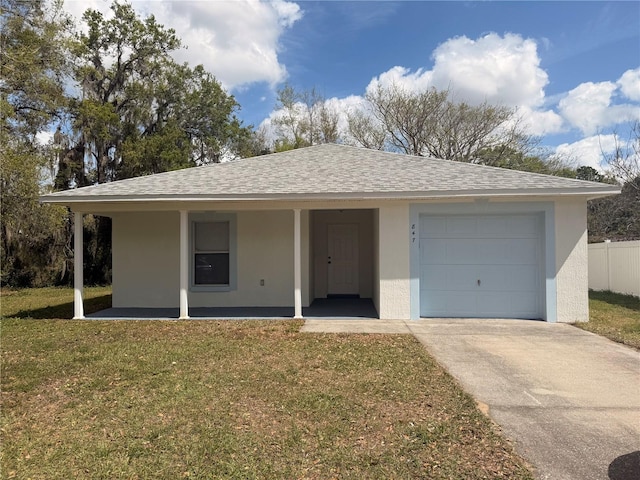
[327,224,359,295]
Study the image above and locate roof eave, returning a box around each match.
[39,186,621,206]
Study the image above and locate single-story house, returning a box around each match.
[41,143,619,322]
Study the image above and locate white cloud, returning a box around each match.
[618,68,640,102]
[555,134,618,171]
[271,0,303,27]
[429,33,549,108]
[558,81,616,135]
[365,66,432,95]
[558,80,640,135]
[516,106,565,137]
[60,0,302,89]
[366,33,549,109]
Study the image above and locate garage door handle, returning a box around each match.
[477,279,481,286]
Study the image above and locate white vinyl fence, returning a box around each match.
[588,240,640,297]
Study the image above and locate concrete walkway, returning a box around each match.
[302,318,640,480]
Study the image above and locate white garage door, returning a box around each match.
[420,214,542,319]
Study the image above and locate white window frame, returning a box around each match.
[190,213,237,292]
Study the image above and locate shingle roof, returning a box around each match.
[41,143,619,204]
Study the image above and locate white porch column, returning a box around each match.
[73,211,84,319]
[179,210,190,319]
[293,208,303,319]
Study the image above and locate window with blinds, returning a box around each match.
[194,221,230,285]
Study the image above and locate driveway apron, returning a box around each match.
[407,319,640,480]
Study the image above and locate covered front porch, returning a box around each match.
[71,204,412,320]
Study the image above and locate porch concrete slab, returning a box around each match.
[406,319,640,480]
[86,307,293,320]
[86,299,378,321]
[300,319,411,334]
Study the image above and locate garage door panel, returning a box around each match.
[420,238,447,264]
[420,216,447,235]
[477,239,511,264]
[478,216,509,235]
[477,292,514,316]
[420,265,449,290]
[509,215,539,235]
[507,238,539,264]
[447,216,477,235]
[445,293,476,315]
[507,292,539,317]
[447,265,479,289]
[477,265,511,290]
[421,265,479,291]
[420,213,542,319]
[422,292,477,317]
[420,293,448,316]
[507,265,539,291]
[447,239,480,264]
[476,265,538,291]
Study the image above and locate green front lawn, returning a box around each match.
[577,290,640,349]
[1,288,533,479]
[0,285,112,319]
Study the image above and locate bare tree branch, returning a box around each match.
[601,121,640,189]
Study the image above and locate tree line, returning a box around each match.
[2,0,638,287]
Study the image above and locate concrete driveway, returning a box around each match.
[406,319,640,480]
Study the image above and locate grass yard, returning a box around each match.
[576,290,640,349]
[0,287,533,479]
[0,286,112,319]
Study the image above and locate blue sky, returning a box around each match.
[244,1,638,118]
[62,0,640,171]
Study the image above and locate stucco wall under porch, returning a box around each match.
[111,210,311,309]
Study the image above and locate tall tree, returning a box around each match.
[0,138,71,286]
[54,1,251,187]
[1,0,73,286]
[1,0,71,137]
[59,0,183,185]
